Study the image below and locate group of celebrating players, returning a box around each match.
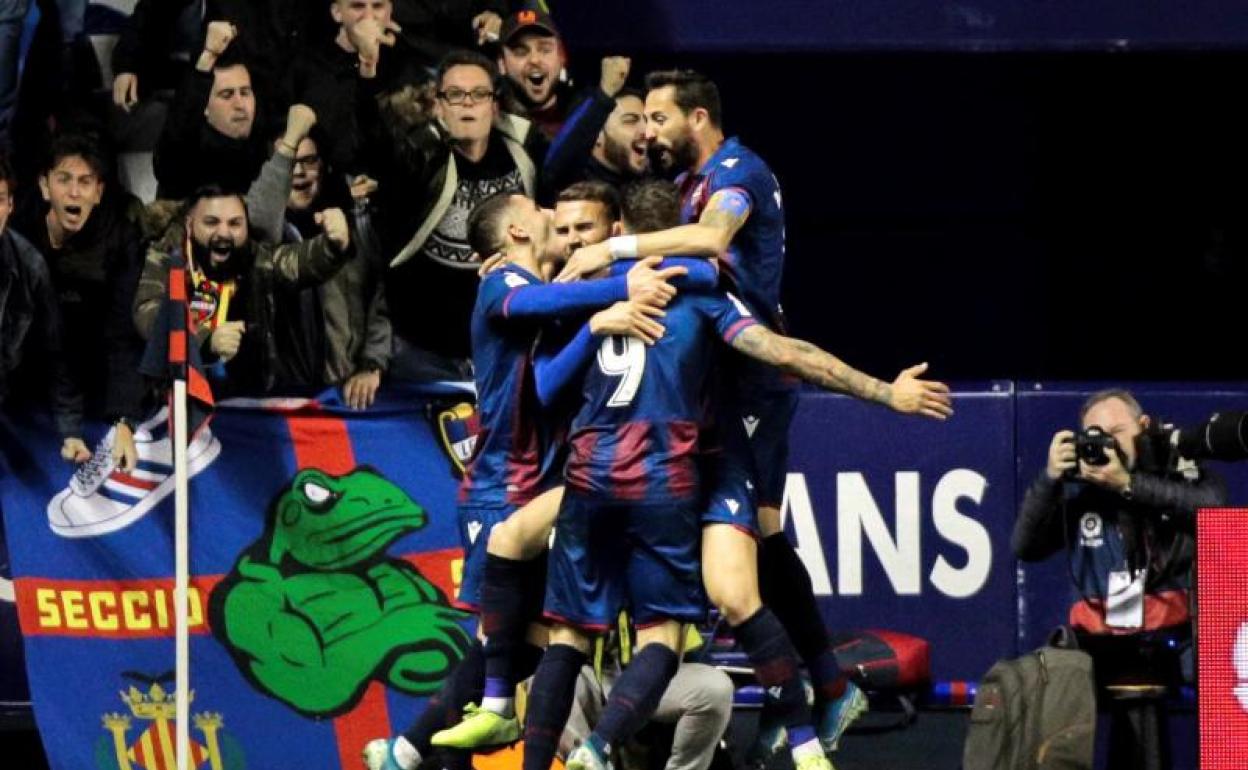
[367,68,954,770]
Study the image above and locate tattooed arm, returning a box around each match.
[730,325,955,419]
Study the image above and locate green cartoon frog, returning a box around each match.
[209,467,471,716]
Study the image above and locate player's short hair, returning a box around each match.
[644,69,722,127]
[1080,388,1143,424]
[616,86,644,103]
[621,179,681,234]
[437,49,499,92]
[556,180,621,223]
[467,192,518,257]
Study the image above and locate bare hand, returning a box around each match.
[600,56,631,97]
[557,241,613,282]
[342,369,381,410]
[626,256,684,311]
[1046,429,1076,480]
[472,11,502,45]
[210,320,246,362]
[349,17,401,77]
[113,72,139,111]
[204,21,237,56]
[315,208,351,251]
[284,104,317,146]
[112,422,137,473]
[477,252,507,277]
[60,437,90,464]
[349,175,378,201]
[888,362,954,420]
[590,301,666,345]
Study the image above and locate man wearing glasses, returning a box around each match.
[382,49,548,383]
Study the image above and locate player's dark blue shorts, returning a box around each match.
[735,388,799,508]
[701,445,761,537]
[454,505,512,611]
[545,492,705,630]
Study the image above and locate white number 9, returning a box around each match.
[597,335,646,408]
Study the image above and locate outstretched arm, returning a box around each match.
[730,325,954,419]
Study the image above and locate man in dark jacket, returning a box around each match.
[133,186,354,399]
[0,153,73,437]
[1013,388,1227,637]
[14,132,146,472]
[1013,388,1226,767]
[247,111,392,407]
[284,0,411,176]
[496,8,571,141]
[153,21,268,199]
[539,57,648,204]
[376,48,546,381]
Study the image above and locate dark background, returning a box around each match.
[555,40,1248,382]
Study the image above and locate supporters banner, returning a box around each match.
[0,389,475,770]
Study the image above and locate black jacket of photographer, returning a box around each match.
[1012,448,1227,633]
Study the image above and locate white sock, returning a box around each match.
[482,696,515,718]
[393,736,422,770]
[791,736,823,762]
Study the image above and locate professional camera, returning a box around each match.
[1142,410,1248,467]
[1062,426,1124,478]
[1075,426,1119,466]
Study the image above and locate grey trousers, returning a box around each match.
[558,662,735,770]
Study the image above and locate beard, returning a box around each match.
[190,236,251,282]
[602,135,642,177]
[647,129,698,177]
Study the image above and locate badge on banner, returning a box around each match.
[1105,569,1146,629]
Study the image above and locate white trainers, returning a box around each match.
[46,407,222,538]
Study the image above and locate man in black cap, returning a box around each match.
[497,8,571,140]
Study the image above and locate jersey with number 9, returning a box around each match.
[564,291,758,503]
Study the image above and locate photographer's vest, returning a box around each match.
[1062,488,1190,634]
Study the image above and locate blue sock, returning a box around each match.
[522,644,587,770]
[735,608,813,730]
[590,644,679,749]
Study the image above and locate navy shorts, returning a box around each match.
[454,505,511,611]
[735,388,798,508]
[701,447,761,537]
[545,493,705,630]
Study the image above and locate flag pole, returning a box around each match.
[174,370,191,770]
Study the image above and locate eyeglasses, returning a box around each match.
[437,87,495,105]
[294,154,321,169]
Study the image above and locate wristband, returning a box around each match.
[606,235,638,261]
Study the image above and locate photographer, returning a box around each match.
[1012,388,1227,769]
[1014,388,1227,632]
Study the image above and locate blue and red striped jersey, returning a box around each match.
[459,264,557,508]
[564,290,757,502]
[678,136,787,334]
